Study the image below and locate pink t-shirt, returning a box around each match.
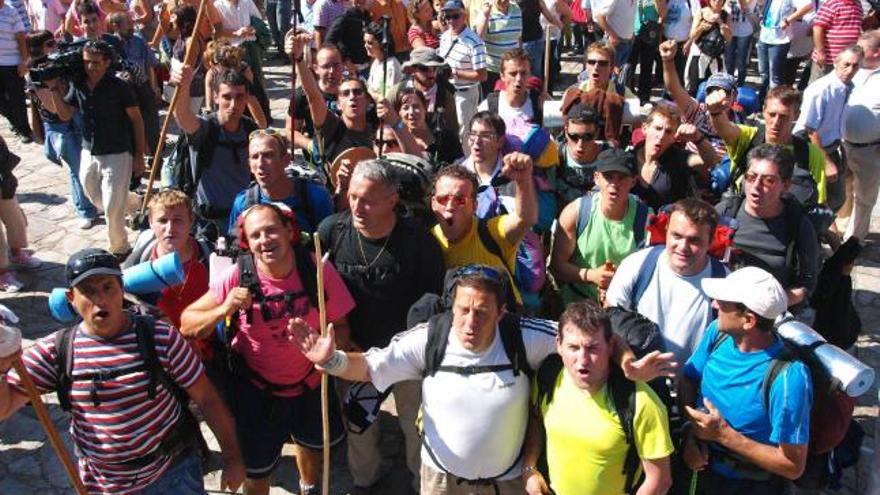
[210,255,355,396]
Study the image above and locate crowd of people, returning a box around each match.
[0,0,876,493]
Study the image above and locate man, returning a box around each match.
[438,0,488,145]
[553,103,612,208]
[716,144,819,308]
[0,0,32,143]
[325,0,372,71]
[459,112,516,214]
[51,40,146,258]
[680,266,812,492]
[181,204,354,495]
[841,30,880,243]
[396,46,459,134]
[473,0,522,93]
[477,48,543,128]
[810,0,862,80]
[313,0,349,46]
[431,156,537,306]
[318,159,445,493]
[606,198,726,368]
[227,130,334,236]
[550,148,651,305]
[286,43,344,153]
[171,65,259,235]
[594,0,636,67]
[0,248,245,494]
[567,41,624,146]
[708,84,829,204]
[523,300,674,495]
[794,45,863,212]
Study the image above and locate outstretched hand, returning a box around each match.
[622,350,678,382]
[286,318,337,365]
[685,398,730,442]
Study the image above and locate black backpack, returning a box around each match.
[53,314,201,467]
[486,89,544,126]
[241,173,316,232]
[696,12,729,58]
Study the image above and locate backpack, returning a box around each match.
[534,307,666,495]
[126,229,214,269]
[728,126,814,200]
[695,12,729,58]
[53,314,201,466]
[241,172,316,232]
[476,218,546,296]
[575,193,650,246]
[708,328,856,459]
[486,89,544,127]
[626,245,727,312]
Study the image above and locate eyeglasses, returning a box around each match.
[249,127,288,149]
[566,131,595,142]
[744,172,781,187]
[443,12,461,21]
[467,131,497,142]
[340,87,365,97]
[433,194,469,207]
[586,59,611,67]
[317,62,343,71]
[375,138,399,148]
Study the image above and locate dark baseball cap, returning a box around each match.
[442,0,465,10]
[595,149,637,176]
[705,72,736,93]
[66,248,123,288]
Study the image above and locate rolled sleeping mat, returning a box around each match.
[776,317,875,397]
[49,287,78,324]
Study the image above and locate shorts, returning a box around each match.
[136,453,205,495]
[232,373,346,478]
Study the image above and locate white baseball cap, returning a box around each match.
[701,266,788,320]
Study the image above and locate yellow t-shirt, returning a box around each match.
[431,215,522,304]
[726,125,828,204]
[535,370,674,495]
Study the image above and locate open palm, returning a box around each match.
[286,318,336,364]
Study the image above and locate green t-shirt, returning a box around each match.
[561,194,649,304]
[535,370,674,495]
[634,0,661,30]
[726,125,828,204]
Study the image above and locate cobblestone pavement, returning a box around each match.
[0,57,878,495]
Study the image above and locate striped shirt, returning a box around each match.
[439,26,488,89]
[314,0,348,29]
[6,0,30,33]
[812,0,863,62]
[7,319,204,495]
[482,2,522,73]
[0,4,23,66]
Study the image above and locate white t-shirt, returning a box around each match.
[213,0,262,45]
[367,57,402,102]
[365,317,558,480]
[665,0,699,41]
[758,0,809,45]
[605,247,727,368]
[595,0,637,40]
[728,0,756,37]
[477,93,536,129]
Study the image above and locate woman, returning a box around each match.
[365,21,402,102]
[724,0,755,87]
[685,0,731,93]
[394,87,462,166]
[407,0,439,49]
[0,136,43,292]
[169,4,205,113]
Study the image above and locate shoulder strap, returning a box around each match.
[294,244,320,308]
[790,134,811,171]
[535,353,564,406]
[783,200,803,282]
[731,126,765,189]
[498,313,530,378]
[529,89,543,126]
[53,326,77,412]
[488,91,500,115]
[132,314,181,403]
[423,311,454,377]
[629,246,664,308]
[194,115,223,186]
[295,177,315,230]
[576,193,594,239]
[633,199,650,247]
[762,344,796,410]
[244,182,261,211]
[608,367,640,494]
[476,217,505,262]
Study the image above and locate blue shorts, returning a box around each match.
[233,373,346,478]
[136,453,205,495]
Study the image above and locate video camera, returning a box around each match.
[28,40,88,87]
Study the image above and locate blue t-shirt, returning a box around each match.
[226,181,334,237]
[683,321,813,478]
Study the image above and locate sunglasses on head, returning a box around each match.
[454,264,506,284]
[249,127,287,148]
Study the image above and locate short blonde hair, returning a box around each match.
[148,189,194,220]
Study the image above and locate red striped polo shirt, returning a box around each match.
[812,0,863,62]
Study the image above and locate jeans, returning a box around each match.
[136,453,206,495]
[522,38,545,82]
[266,0,291,50]
[44,118,97,219]
[613,38,634,68]
[756,41,790,102]
[0,66,30,135]
[725,35,752,87]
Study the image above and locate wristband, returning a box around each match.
[522,465,538,479]
[317,350,349,376]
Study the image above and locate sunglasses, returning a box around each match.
[340,87,365,97]
[249,127,287,148]
[586,59,611,67]
[566,131,595,142]
[454,264,506,284]
[375,138,399,147]
[744,172,782,187]
[443,12,461,20]
[433,194,469,207]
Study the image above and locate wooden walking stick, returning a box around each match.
[544,24,552,93]
[134,0,210,225]
[314,235,331,495]
[12,358,88,495]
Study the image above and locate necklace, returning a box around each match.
[357,230,391,268]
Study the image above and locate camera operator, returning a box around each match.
[0,0,33,144]
[26,31,98,229]
[49,39,146,260]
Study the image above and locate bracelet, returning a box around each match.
[522,465,538,479]
[709,111,723,117]
[317,350,349,376]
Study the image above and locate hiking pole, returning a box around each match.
[543,25,551,93]
[377,15,391,158]
[134,0,210,226]
[314,235,331,495]
[11,358,88,495]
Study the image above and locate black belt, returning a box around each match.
[455,85,478,92]
[844,139,880,148]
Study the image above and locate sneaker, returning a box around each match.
[9,250,42,269]
[0,272,23,292]
[79,217,96,230]
[13,129,33,144]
